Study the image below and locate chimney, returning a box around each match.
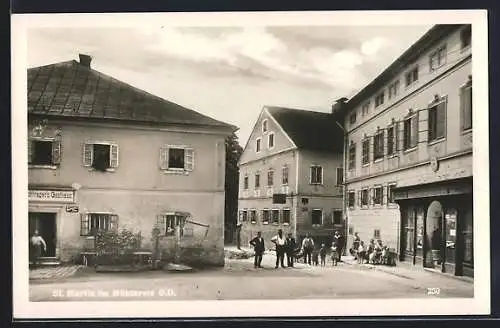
[331,97,348,114]
[79,54,92,68]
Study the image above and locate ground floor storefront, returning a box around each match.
[395,177,473,277]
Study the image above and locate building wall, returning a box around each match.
[28,120,227,266]
[342,25,473,251]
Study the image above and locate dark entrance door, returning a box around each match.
[29,212,57,257]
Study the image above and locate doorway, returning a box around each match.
[29,212,57,257]
[425,200,443,269]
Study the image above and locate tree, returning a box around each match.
[224,132,243,244]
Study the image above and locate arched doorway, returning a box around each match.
[425,200,443,268]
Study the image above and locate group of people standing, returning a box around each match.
[249,229,346,269]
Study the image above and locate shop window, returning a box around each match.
[282,165,289,185]
[403,206,415,254]
[460,76,472,131]
[83,142,119,172]
[429,45,447,71]
[80,213,118,236]
[403,113,418,150]
[428,96,447,142]
[387,125,396,156]
[416,208,425,258]
[362,138,370,165]
[262,210,270,224]
[267,169,274,186]
[445,208,458,264]
[348,142,356,170]
[373,131,384,160]
[373,186,383,205]
[405,66,419,86]
[312,209,323,225]
[333,210,342,225]
[347,191,355,209]
[310,165,323,184]
[29,138,61,166]
[255,172,260,188]
[282,209,291,225]
[272,209,280,225]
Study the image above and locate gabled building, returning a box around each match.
[27,54,236,266]
[237,106,345,247]
[332,24,473,277]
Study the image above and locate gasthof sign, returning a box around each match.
[28,190,74,203]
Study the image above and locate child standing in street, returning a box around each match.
[319,243,328,267]
[331,244,339,266]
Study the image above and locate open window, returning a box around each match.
[156,212,189,237]
[29,137,61,166]
[83,142,119,172]
[159,145,194,172]
[80,213,118,236]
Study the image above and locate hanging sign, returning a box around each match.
[66,205,79,213]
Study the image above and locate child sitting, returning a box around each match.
[319,243,328,267]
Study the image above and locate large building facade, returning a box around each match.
[27,55,235,266]
[238,106,345,247]
[333,25,473,277]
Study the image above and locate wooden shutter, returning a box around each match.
[159,145,168,170]
[52,139,62,165]
[80,213,90,236]
[109,215,118,231]
[357,190,361,207]
[109,144,119,168]
[185,148,194,171]
[382,186,387,205]
[461,85,472,130]
[411,115,418,148]
[83,143,93,167]
[369,188,374,206]
[28,139,33,164]
[436,102,446,139]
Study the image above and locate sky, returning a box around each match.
[27,25,432,146]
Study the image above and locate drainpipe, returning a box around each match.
[335,120,348,255]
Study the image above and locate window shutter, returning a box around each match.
[357,190,361,207]
[369,188,374,206]
[382,186,387,205]
[109,215,118,231]
[52,139,62,165]
[436,102,446,139]
[28,139,33,164]
[411,115,418,148]
[156,214,166,234]
[83,143,93,167]
[80,213,90,236]
[159,145,168,170]
[110,144,119,168]
[461,85,472,130]
[185,148,194,171]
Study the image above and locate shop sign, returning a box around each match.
[28,190,74,203]
[66,205,79,213]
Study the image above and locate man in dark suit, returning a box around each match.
[285,233,297,267]
[250,231,265,268]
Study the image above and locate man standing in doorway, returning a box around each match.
[30,230,46,269]
[249,231,265,268]
[301,233,315,265]
[271,229,286,269]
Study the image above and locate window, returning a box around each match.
[29,138,61,166]
[333,210,342,225]
[157,213,188,236]
[262,210,270,224]
[282,209,291,225]
[362,138,370,165]
[388,80,400,99]
[336,167,343,185]
[428,97,446,142]
[374,229,381,240]
[387,125,396,156]
[361,189,369,207]
[267,169,274,186]
[255,172,260,188]
[347,191,355,209]
[249,210,257,223]
[349,112,357,125]
[268,132,275,149]
[388,184,396,204]
[80,213,118,236]
[362,102,370,116]
[239,209,248,222]
[256,138,261,152]
[403,114,418,150]
[429,45,447,71]
[272,209,280,225]
[461,25,471,49]
[243,175,249,190]
[159,145,194,171]
[310,165,323,184]
[405,66,419,86]
[373,131,384,161]
[83,142,119,172]
[262,120,268,133]
[373,186,383,205]
[460,76,472,131]
[348,143,356,170]
[282,165,289,185]
[375,92,385,107]
[312,209,323,225]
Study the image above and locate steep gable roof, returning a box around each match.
[266,106,344,153]
[27,59,237,131]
